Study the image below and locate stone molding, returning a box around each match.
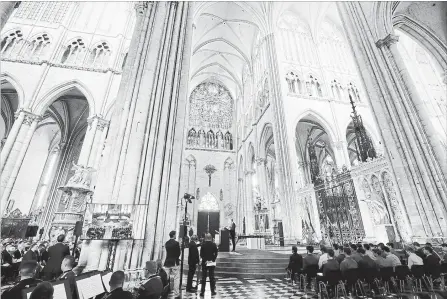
[375,33,399,48]
[185,147,235,153]
[244,170,255,176]
[350,155,389,177]
[21,110,42,125]
[255,157,266,166]
[1,57,124,75]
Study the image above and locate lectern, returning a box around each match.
[219,229,230,252]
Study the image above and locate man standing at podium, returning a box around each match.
[230,219,236,252]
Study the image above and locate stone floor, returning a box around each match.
[169,275,447,299]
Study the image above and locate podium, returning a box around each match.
[219,229,230,252]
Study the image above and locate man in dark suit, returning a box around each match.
[2,260,42,299]
[200,233,218,297]
[357,248,378,269]
[42,234,70,280]
[286,245,303,285]
[164,230,180,299]
[229,219,236,252]
[187,235,200,293]
[104,270,133,299]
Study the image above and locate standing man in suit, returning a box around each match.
[42,234,70,280]
[200,233,218,297]
[164,231,180,299]
[229,219,236,252]
[186,235,200,293]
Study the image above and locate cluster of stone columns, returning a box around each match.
[337,2,447,240]
[78,1,194,271]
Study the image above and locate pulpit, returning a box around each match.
[219,229,229,252]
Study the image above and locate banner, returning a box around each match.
[81,204,147,240]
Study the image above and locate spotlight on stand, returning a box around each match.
[183,193,195,203]
[179,192,196,291]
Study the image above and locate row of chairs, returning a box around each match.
[292,263,447,298]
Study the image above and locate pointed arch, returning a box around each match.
[1,72,25,108]
[32,80,96,116]
[259,122,275,159]
[293,109,337,144]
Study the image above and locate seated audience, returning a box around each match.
[286,245,303,284]
[364,244,376,260]
[336,247,346,264]
[2,260,42,299]
[350,244,362,263]
[29,281,54,299]
[58,255,78,299]
[405,246,424,269]
[318,246,328,269]
[441,243,447,262]
[102,270,133,299]
[322,249,339,277]
[137,261,164,299]
[339,248,358,274]
[383,246,401,267]
[423,246,441,267]
[357,248,377,269]
[413,242,426,259]
[386,242,396,254]
[373,249,394,268]
[332,244,340,256]
[303,245,318,270]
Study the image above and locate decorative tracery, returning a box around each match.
[187,82,234,150]
[198,192,220,211]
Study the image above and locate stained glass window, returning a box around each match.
[198,192,220,211]
[189,82,233,130]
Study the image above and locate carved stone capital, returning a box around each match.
[376,34,399,49]
[22,111,41,125]
[255,157,266,166]
[238,178,244,182]
[97,118,110,131]
[244,170,255,176]
[134,1,149,15]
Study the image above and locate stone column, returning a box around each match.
[338,2,447,239]
[0,2,17,30]
[1,111,41,207]
[0,109,24,174]
[31,143,64,212]
[83,1,194,271]
[88,118,109,168]
[380,34,447,178]
[237,177,244,235]
[244,170,255,234]
[264,33,301,241]
[77,116,100,166]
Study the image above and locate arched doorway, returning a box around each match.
[197,192,220,239]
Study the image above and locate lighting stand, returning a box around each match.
[179,193,195,294]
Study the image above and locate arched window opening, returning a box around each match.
[1,30,24,57]
[60,39,86,65]
[285,72,297,93]
[331,80,344,101]
[347,82,360,102]
[206,130,215,148]
[225,132,233,150]
[308,75,321,97]
[187,128,197,147]
[26,33,51,60]
[88,42,111,68]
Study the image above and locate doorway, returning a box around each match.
[197,192,220,239]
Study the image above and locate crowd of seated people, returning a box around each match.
[286,241,447,295]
